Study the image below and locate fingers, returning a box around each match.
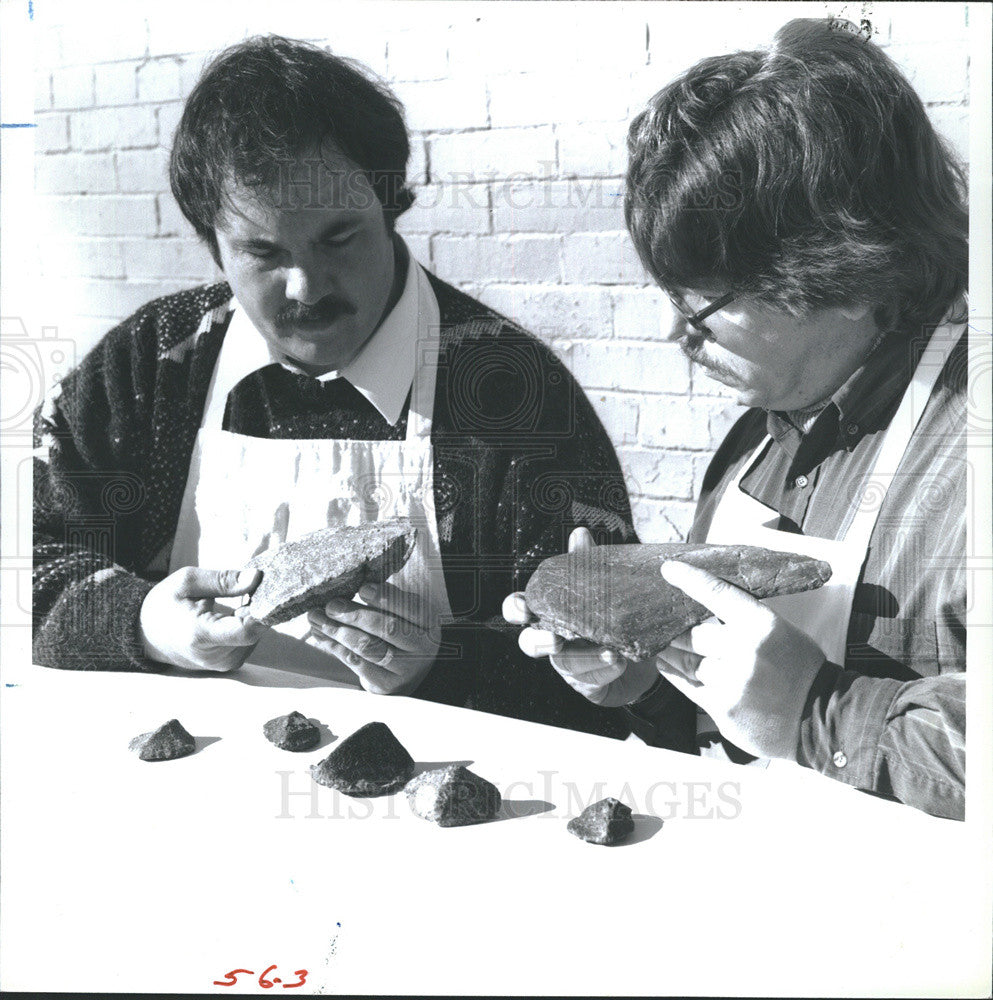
[656,646,704,687]
[568,525,596,553]
[518,626,564,659]
[660,561,769,624]
[667,618,723,655]
[197,609,266,647]
[502,591,535,626]
[551,646,627,689]
[358,581,425,627]
[309,602,426,655]
[306,629,403,693]
[174,566,261,601]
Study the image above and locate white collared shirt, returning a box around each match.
[219,241,423,427]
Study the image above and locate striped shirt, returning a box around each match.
[691,327,967,820]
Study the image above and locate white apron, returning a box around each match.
[168,262,453,682]
[700,319,962,765]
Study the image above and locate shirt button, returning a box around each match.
[794,474,809,488]
[846,423,859,436]
[832,750,848,768]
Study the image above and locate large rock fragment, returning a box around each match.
[129,719,196,761]
[247,519,417,627]
[525,543,831,660]
[567,797,635,845]
[311,721,414,796]
[405,765,502,827]
[263,711,321,751]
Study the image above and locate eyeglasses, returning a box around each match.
[661,286,736,339]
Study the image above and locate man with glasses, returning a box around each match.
[506,18,969,819]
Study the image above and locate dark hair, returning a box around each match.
[170,35,415,263]
[624,18,968,335]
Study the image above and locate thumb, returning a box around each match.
[200,611,266,647]
[660,560,764,624]
[175,566,261,600]
[568,526,596,553]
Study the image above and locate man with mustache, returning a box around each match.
[507,18,969,818]
[33,35,636,739]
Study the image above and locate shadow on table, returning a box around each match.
[494,798,556,822]
[411,759,474,778]
[617,814,665,845]
[193,735,222,755]
[307,719,337,751]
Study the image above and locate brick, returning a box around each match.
[394,78,488,132]
[401,234,431,267]
[928,105,970,166]
[612,287,669,340]
[34,114,71,153]
[558,340,689,394]
[56,9,148,66]
[708,400,745,450]
[120,238,216,280]
[156,103,184,148]
[430,127,556,182]
[35,152,116,194]
[178,54,210,98]
[692,454,713,499]
[136,58,183,102]
[50,65,92,109]
[638,396,714,450]
[73,107,157,150]
[93,62,139,106]
[488,71,633,128]
[561,231,647,285]
[116,148,170,192]
[431,235,561,285]
[43,239,126,280]
[407,138,428,187]
[34,67,51,114]
[618,447,696,500]
[476,285,612,342]
[887,42,969,104]
[396,183,490,234]
[492,178,625,233]
[585,391,639,446]
[40,194,158,236]
[157,194,197,238]
[629,498,696,543]
[556,121,628,177]
[387,28,449,81]
[74,279,193,319]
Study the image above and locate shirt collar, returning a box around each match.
[223,238,421,427]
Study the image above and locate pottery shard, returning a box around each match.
[524,543,832,660]
[246,519,418,627]
[310,721,415,797]
[567,797,635,846]
[263,711,321,751]
[129,719,196,761]
[405,765,502,827]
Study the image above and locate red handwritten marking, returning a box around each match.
[212,966,308,989]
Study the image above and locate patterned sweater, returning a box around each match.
[33,273,641,739]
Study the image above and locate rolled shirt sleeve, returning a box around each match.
[797,664,965,820]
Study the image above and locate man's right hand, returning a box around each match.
[501,527,660,708]
[139,567,266,672]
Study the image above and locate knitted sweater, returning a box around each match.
[33,273,637,739]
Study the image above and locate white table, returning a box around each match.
[1,656,989,997]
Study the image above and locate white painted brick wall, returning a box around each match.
[31,1,974,543]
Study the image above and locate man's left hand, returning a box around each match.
[306,581,440,695]
[656,560,828,760]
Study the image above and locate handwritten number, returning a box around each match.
[212,968,253,986]
[258,963,278,988]
[283,969,309,989]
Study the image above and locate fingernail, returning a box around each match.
[359,584,378,601]
[599,648,618,666]
[511,593,530,616]
[325,598,348,613]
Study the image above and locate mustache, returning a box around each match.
[276,296,353,327]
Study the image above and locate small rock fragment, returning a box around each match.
[311,721,414,796]
[567,797,635,845]
[129,719,197,761]
[263,711,321,751]
[406,765,502,827]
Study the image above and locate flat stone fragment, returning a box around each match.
[405,765,502,827]
[525,543,832,660]
[129,719,196,761]
[263,711,321,751]
[247,519,417,627]
[567,797,635,845]
[310,721,414,797]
